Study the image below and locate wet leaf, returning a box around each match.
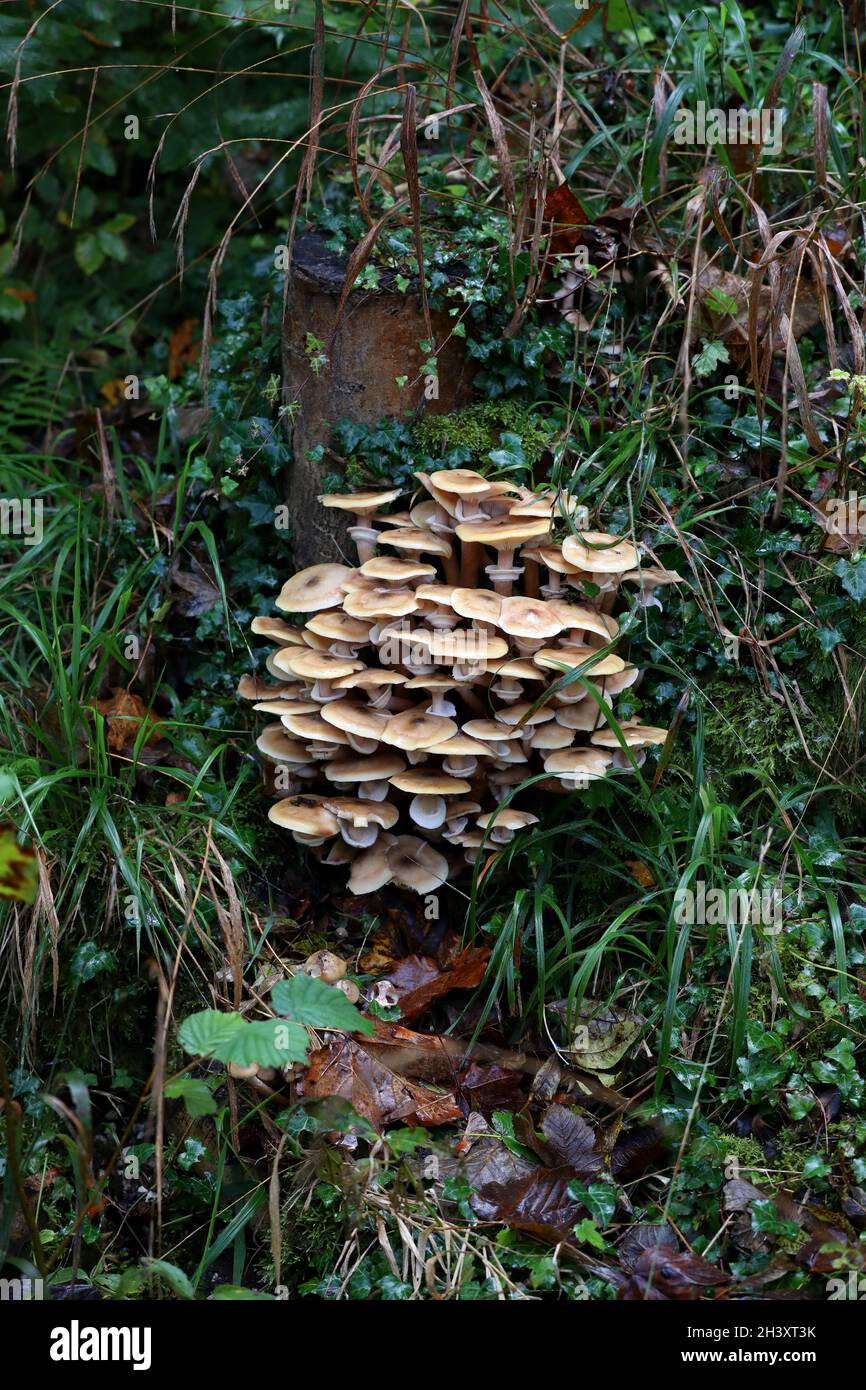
[94,687,162,752]
[0,825,38,903]
[301,1035,461,1129]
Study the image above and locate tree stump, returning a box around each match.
[282,230,474,569]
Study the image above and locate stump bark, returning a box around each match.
[282,230,473,569]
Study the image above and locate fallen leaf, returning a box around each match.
[389,945,490,1022]
[472,1167,584,1241]
[624,859,656,888]
[0,825,38,903]
[541,1103,606,1174]
[168,319,200,381]
[550,997,642,1074]
[458,1062,524,1115]
[301,1034,460,1129]
[94,688,162,753]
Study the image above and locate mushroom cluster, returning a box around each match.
[241,472,669,895]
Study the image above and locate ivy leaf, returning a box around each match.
[142,1258,194,1299]
[568,1179,618,1227]
[693,339,730,377]
[74,233,105,275]
[573,1217,606,1249]
[834,557,866,603]
[271,973,373,1035]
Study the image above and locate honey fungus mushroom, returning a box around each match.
[249,486,668,895]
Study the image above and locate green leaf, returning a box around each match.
[271,973,373,1035]
[178,1009,246,1058]
[165,1077,217,1118]
[693,339,730,378]
[568,1179,617,1227]
[834,557,866,602]
[74,233,105,275]
[573,1217,606,1249]
[142,1258,194,1299]
[70,942,115,984]
[177,1009,310,1067]
[209,1285,274,1300]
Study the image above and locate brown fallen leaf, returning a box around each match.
[625,859,656,888]
[301,1034,461,1129]
[389,944,490,1022]
[458,1062,524,1115]
[472,1167,584,1242]
[168,319,200,381]
[541,1103,606,1174]
[94,688,162,752]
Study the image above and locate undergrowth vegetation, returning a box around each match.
[1,0,865,1303]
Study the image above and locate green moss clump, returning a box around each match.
[413,398,555,466]
[701,680,835,796]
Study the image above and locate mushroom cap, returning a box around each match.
[429,467,491,497]
[323,797,399,829]
[484,657,545,681]
[276,563,355,613]
[529,723,575,750]
[404,674,460,692]
[590,720,668,748]
[281,712,352,743]
[343,587,420,619]
[534,646,625,676]
[238,674,297,701]
[538,546,583,575]
[268,699,320,717]
[555,702,605,731]
[333,668,407,691]
[447,798,482,819]
[379,527,453,557]
[509,492,584,520]
[476,809,539,831]
[543,748,613,779]
[415,583,457,607]
[348,838,397,894]
[499,596,563,640]
[455,514,550,546]
[256,728,313,763]
[318,488,403,512]
[269,795,339,838]
[277,648,364,681]
[321,700,388,740]
[423,733,494,757]
[561,532,638,573]
[386,835,448,893]
[389,770,472,796]
[461,718,523,742]
[623,566,682,586]
[409,499,450,529]
[380,708,458,750]
[253,698,308,715]
[496,700,555,727]
[408,628,509,661]
[546,600,618,641]
[360,555,436,582]
[251,616,306,644]
[450,587,503,624]
[305,611,372,644]
[325,752,406,783]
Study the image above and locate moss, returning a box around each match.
[412,398,554,466]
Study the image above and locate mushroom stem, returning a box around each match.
[460,541,481,587]
[409,793,447,829]
[441,550,460,586]
[442,755,477,777]
[523,555,540,598]
[426,693,458,718]
[486,558,522,595]
[348,522,380,564]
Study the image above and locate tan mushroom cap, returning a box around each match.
[450,587,502,624]
[277,648,364,681]
[447,798,482,819]
[325,752,406,783]
[455,514,550,546]
[561,532,638,573]
[305,610,372,644]
[268,795,339,838]
[509,492,584,519]
[281,712,352,744]
[623,566,682,586]
[348,838,396,894]
[496,700,555,727]
[590,720,668,748]
[323,797,399,829]
[429,468,491,497]
[409,498,447,529]
[476,809,540,831]
[484,657,545,681]
[333,669,407,691]
[546,601,618,641]
[499,596,563,640]
[318,487,402,513]
[408,628,509,661]
[343,587,420,619]
[276,563,355,613]
[538,546,584,575]
[321,701,388,740]
[554,702,606,732]
[265,698,320,717]
[415,583,457,606]
[253,698,308,715]
[403,674,460,692]
[386,835,449,893]
[380,708,457,750]
[534,646,626,676]
[379,527,453,557]
[425,733,495,757]
[251,616,306,644]
[238,674,297,701]
[529,722,576,750]
[543,748,613,780]
[256,728,313,763]
[461,718,523,742]
[360,555,436,582]
[389,770,472,796]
